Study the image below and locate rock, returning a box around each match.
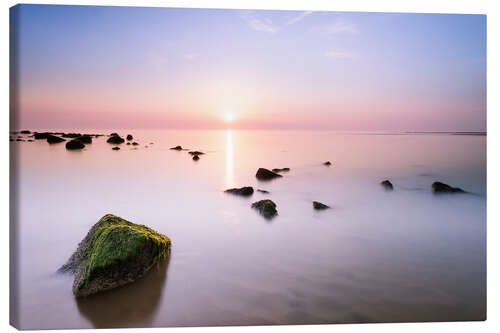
[107,135,125,144]
[189,151,204,156]
[66,139,85,150]
[109,132,119,137]
[313,201,330,210]
[323,161,332,166]
[251,200,278,219]
[20,130,31,134]
[256,168,282,180]
[58,214,171,297]
[27,139,34,142]
[126,134,133,141]
[46,135,66,144]
[112,147,120,151]
[126,142,131,145]
[432,182,465,193]
[34,132,52,139]
[192,155,200,161]
[272,168,290,173]
[257,189,269,194]
[62,133,82,138]
[380,180,393,190]
[170,146,182,150]
[75,135,92,144]
[132,142,139,146]
[16,138,23,142]
[225,186,254,196]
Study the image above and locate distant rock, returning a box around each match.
[256,168,282,180]
[20,130,31,134]
[126,134,133,141]
[192,155,200,161]
[323,161,332,166]
[257,189,269,194]
[62,133,82,138]
[252,200,278,218]
[107,135,125,144]
[132,142,139,146]
[432,182,465,193]
[380,180,394,190]
[27,139,34,142]
[34,132,52,140]
[225,186,254,196]
[170,146,182,150]
[112,147,120,151]
[313,201,330,210]
[272,168,290,173]
[109,132,119,137]
[189,151,205,156]
[66,139,85,150]
[75,135,92,144]
[126,142,131,145]
[46,134,66,144]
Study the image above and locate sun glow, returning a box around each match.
[224,112,235,123]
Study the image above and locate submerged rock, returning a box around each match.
[20,130,31,134]
[323,161,332,166]
[192,155,200,161]
[66,139,85,150]
[432,182,465,193]
[313,201,330,210]
[126,142,131,145]
[252,200,278,219]
[132,142,139,146]
[112,147,120,151]
[380,180,393,190]
[189,151,204,156]
[107,135,125,144]
[256,168,283,180]
[126,134,133,141]
[170,146,183,150]
[272,168,290,173]
[59,214,171,297]
[257,189,269,194]
[46,135,66,144]
[225,186,254,196]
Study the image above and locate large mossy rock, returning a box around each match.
[252,200,278,219]
[59,214,171,297]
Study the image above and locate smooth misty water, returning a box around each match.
[11,130,486,329]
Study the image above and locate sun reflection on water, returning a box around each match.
[225,129,234,188]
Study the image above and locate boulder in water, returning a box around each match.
[66,139,85,150]
[256,168,282,180]
[313,201,330,210]
[225,186,254,196]
[46,135,66,144]
[380,180,393,190]
[432,182,465,193]
[251,200,278,219]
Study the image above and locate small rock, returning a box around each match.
[252,200,278,219]
[46,135,66,144]
[66,139,85,150]
[256,168,282,180]
[189,151,204,156]
[61,133,82,138]
[132,142,139,146]
[380,180,393,190]
[324,161,332,166]
[107,135,125,144]
[313,201,330,210]
[126,142,131,145]
[432,182,465,193]
[170,146,183,150]
[112,147,120,151]
[126,134,133,141]
[272,168,290,173]
[257,189,269,194]
[75,135,92,144]
[109,132,119,137]
[192,155,200,161]
[225,186,254,196]
[34,132,52,139]
[20,130,31,134]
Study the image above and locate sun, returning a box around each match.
[224,112,235,123]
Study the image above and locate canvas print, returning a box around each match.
[9,4,486,330]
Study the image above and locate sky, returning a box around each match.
[11,4,486,131]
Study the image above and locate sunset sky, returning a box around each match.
[11,4,486,131]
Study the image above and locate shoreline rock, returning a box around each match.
[432,182,465,193]
[59,214,171,297]
[225,186,254,196]
[256,168,282,180]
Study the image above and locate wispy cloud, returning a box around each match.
[242,15,277,33]
[184,53,199,60]
[325,50,356,59]
[320,20,358,34]
[286,11,312,25]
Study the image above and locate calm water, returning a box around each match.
[10,130,486,329]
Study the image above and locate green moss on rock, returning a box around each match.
[251,199,278,219]
[60,214,171,297]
